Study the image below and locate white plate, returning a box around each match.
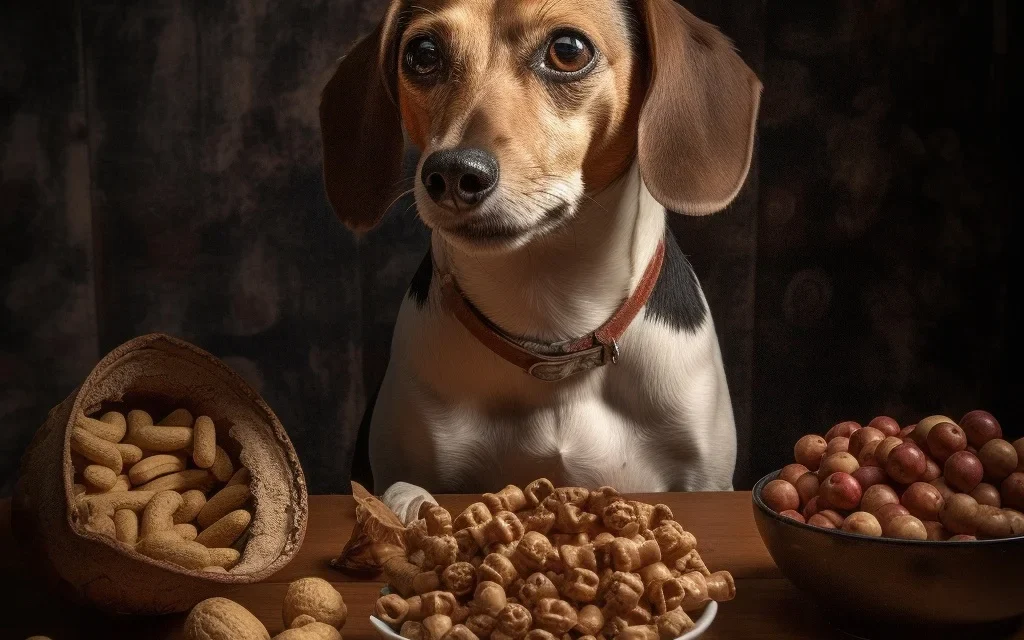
[370,590,718,640]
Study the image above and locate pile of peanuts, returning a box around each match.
[71,407,253,571]
[762,410,1024,540]
[372,479,735,640]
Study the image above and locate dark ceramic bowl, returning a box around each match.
[752,471,1024,637]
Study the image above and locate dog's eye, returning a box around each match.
[546,33,594,74]
[404,36,441,76]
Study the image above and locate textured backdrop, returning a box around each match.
[1,0,1015,495]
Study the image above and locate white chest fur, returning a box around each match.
[367,164,736,493]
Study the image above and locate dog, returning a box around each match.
[319,0,761,517]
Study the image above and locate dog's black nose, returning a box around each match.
[421,148,499,207]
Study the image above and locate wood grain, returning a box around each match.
[5,493,1021,639]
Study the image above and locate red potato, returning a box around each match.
[921,458,942,483]
[1002,473,1024,511]
[762,479,800,513]
[867,416,901,438]
[817,452,860,480]
[1014,438,1024,473]
[929,478,955,502]
[826,421,861,442]
[795,472,820,507]
[901,482,945,522]
[875,503,911,529]
[818,510,845,528]
[779,510,806,523]
[842,512,882,537]
[826,437,850,457]
[939,493,980,535]
[795,435,828,471]
[807,514,837,529]
[978,439,1019,483]
[899,425,917,439]
[945,451,985,493]
[819,472,863,511]
[848,427,885,458]
[960,410,1002,448]
[857,439,883,468]
[923,520,949,541]
[886,443,927,485]
[912,415,955,447]
[971,483,1002,508]
[852,465,888,490]
[861,484,900,515]
[925,422,967,464]
[949,534,977,541]
[803,496,823,519]
[886,514,928,540]
[875,437,905,467]
[975,505,1014,539]
[780,463,810,485]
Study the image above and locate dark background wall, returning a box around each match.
[1,0,1016,495]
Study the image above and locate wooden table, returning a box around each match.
[2,493,1022,639]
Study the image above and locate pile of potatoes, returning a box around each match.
[762,410,1024,540]
[72,407,253,571]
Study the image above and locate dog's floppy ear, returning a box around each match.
[320,4,406,231]
[633,0,762,215]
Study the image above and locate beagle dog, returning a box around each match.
[319,0,761,510]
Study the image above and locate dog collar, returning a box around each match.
[441,241,666,382]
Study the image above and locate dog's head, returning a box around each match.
[320,0,761,252]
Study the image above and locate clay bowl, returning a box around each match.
[12,333,308,614]
[752,471,1024,638]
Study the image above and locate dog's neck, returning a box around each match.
[432,162,666,342]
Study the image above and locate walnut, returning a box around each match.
[533,598,579,636]
[673,549,710,577]
[518,504,557,535]
[401,621,425,640]
[544,486,591,509]
[421,504,454,536]
[455,528,481,563]
[585,487,622,515]
[474,511,525,547]
[414,570,442,594]
[615,625,658,640]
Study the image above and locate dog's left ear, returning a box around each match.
[633,0,762,215]
[319,3,406,232]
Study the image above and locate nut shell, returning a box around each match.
[183,597,270,640]
[12,333,307,614]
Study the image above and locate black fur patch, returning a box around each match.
[408,247,433,307]
[645,231,708,332]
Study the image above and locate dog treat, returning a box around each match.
[766,410,1024,541]
[68,406,254,571]
[350,480,733,640]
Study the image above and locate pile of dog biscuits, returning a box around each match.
[365,479,734,640]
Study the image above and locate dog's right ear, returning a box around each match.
[320,4,406,232]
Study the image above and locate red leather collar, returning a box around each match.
[441,241,666,381]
